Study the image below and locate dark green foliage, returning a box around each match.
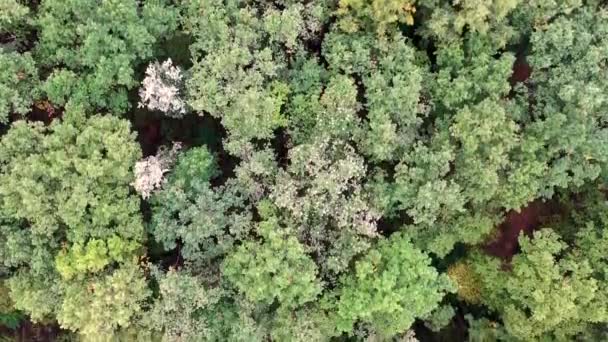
[0,51,39,123]
[169,146,219,193]
[0,281,22,329]
[150,146,252,265]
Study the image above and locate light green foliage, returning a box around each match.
[474,229,608,340]
[336,0,416,35]
[510,0,583,35]
[55,236,140,280]
[198,297,269,342]
[223,217,322,308]
[0,51,39,123]
[424,304,455,332]
[421,0,521,46]
[185,0,297,155]
[391,136,499,256]
[451,99,519,204]
[434,39,523,211]
[314,75,363,141]
[0,0,28,31]
[393,139,462,226]
[322,30,519,256]
[322,30,429,160]
[0,108,145,327]
[185,0,333,155]
[57,262,150,339]
[432,37,515,113]
[0,109,143,245]
[575,222,608,280]
[36,0,178,113]
[331,233,454,336]
[230,147,280,201]
[360,40,426,161]
[384,31,556,256]
[268,306,335,342]
[7,269,62,322]
[0,0,30,47]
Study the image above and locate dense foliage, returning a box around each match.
[1,0,608,341]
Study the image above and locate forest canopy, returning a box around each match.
[1,0,608,341]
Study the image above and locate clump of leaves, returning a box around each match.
[337,0,416,35]
[37,0,178,113]
[330,233,455,336]
[474,229,608,340]
[0,51,39,123]
[223,216,323,308]
[0,107,145,333]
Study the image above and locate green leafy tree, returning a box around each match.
[185,0,295,155]
[168,146,219,194]
[185,0,333,155]
[0,0,28,30]
[519,5,608,196]
[266,305,335,342]
[57,261,150,339]
[424,304,455,332]
[150,146,253,265]
[143,268,223,341]
[474,229,608,340]
[336,0,416,35]
[270,138,378,277]
[223,216,322,308]
[1,0,608,340]
[420,0,521,46]
[0,109,143,245]
[330,233,454,336]
[36,0,178,113]
[0,51,39,123]
[0,280,23,330]
[322,29,430,161]
[55,236,140,280]
[0,107,146,332]
[0,0,31,49]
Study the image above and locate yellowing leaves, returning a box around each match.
[337,0,417,35]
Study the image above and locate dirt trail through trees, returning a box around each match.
[485,199,561,260]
